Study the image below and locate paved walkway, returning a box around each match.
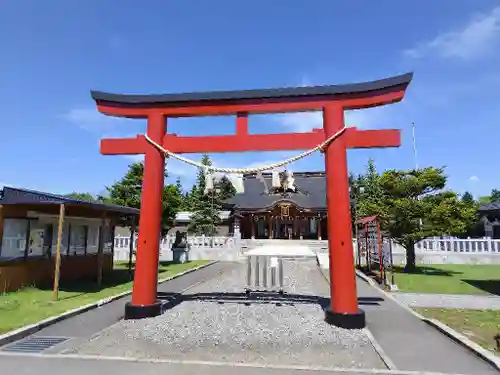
[321,270,499,375]
[66,259,386,370]
[1,260,498,375]
[390,292,500,310]
[0,354,472,375]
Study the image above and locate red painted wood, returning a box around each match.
[100,128,401,155]
[95,89,406,118]
[130,112,166,307]
[94,77,411,320]
[324,104,359,314]
[236,112,248,135]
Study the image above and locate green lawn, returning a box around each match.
[0,260,209,335]
[390,264,500,295]
[415,308,500,354]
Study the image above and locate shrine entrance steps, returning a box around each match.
[240,239,328,253]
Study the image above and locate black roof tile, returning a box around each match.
[225,172,328,210]
[479,201,500,212]
[0,187,139,215]
[91,73,413,105]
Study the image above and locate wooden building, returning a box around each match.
[225,172,330,240]
[0,186,139,292]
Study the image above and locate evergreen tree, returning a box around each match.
[217,175,236,203]
[461,191,475,205]
[356,164,476,271]
[187,155,223,235]
[103,161,182,234]
[182,185,198,211]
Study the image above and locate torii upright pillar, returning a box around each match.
[91,72,413,328]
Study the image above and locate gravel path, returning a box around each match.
[68,259,385,370]
[391,292,500,310]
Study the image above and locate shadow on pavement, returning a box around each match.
[462,279,500,296]
[157,291,383,312]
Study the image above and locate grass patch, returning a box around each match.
[391,264,500,295]
[0,260,209,335]
[414,307,500,354]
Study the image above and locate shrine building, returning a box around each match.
[224,171,331,240]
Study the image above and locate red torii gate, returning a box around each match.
[91,72,413,329]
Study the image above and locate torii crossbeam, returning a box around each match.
[91,72,413,329]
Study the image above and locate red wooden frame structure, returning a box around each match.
[355,215,384,280]
[91,72,413,329]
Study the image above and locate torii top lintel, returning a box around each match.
[93,72,413,154]
[91,72,413,118]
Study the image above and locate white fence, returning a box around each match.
[112,234,500,264]
[389,237,500,265]
[414,237,500,253]
[113,234,241,262]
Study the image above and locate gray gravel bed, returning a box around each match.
[391,292,500,310]
[69,259,385,369]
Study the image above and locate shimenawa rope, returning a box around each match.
[144,126,347,174]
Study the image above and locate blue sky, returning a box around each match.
[1,1,499,198]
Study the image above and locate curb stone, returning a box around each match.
[423,318,500,371]
[0,260,218,347]
[316,262,398,370]
[362,328,398,371]
[355,268,500,371]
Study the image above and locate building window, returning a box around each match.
[1,218,29,259]
[103,224,114,253]
[27,219,46,258]
[70,225,87,255]
[86,225,99,254]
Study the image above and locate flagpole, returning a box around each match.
[412,121,424,227]
[412,121,419,170]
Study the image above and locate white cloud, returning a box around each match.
[468,175,480,182]
[404,6,500,60]
[62,108,119,133]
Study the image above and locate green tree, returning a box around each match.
[461,191,475,205]
[65,192,95,201]
[349,171,366,230]
[103,161,183,235]
[187,155,222,235]
[478,188,500,205]
[217,175,236,203]
[182,184,198,211]
[491,189,500,202]
[460,191,483,238]
[357,166,476,271]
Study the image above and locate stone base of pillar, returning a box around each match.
[124,301,162,320]
[324,307,365,329]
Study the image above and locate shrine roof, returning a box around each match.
[0,186,139,216]
[479,201,500,213]
[91,73,413,105]
[225,172,329,211]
